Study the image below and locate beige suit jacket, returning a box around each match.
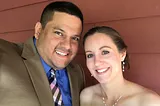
[0,37,85,106]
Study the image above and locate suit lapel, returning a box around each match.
[21,37,53,106]
[67,64,79,106]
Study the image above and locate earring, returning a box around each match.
[122,61,125,72]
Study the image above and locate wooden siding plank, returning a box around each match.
[0,0,49,11]
[95,17,160,53]
[124,54,160,94]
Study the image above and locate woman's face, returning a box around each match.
[84,32,126,83]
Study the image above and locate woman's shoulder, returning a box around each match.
[124,81,160,106]
[80,84,100,105]
[138,89,160,106]
[81,84,100,97]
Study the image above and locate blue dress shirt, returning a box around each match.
[33,38,72,106]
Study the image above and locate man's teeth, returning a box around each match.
[56,51,67,56]
[97,69,107,73]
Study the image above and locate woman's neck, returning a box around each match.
[100,76,128,100]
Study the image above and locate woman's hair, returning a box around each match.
[83,26,130,69]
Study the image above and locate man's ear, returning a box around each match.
[34,22,42,39]
[120,49,126,62]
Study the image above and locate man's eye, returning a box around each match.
[72,37,80,41]
[54,31,63,36]
[102,50,109,55]
[86,54,93,58]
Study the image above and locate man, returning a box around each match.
[0,1,85,106]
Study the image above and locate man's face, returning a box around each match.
[35,12,82,70]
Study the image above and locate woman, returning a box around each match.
[80,26,160,106]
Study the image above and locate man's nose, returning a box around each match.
[61,38,71,50]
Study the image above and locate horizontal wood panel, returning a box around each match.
[95,17,160,53]
[63,0,160,23]
[0,30,34,43]
[124,54,160,94]
[1,0,160,33]
[0,0,49,11]
[0,2,52,33]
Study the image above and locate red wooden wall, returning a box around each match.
[0,0,160,94]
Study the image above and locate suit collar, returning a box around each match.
[67,64,79,106]
[22,37,53,106]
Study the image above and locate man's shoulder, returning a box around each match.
[0,39,23,54]
[68,62,83,71]
[68,62,85,88]
[0,39,14,50]
[0,39,13,46]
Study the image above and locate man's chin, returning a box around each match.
[53,62,70,70]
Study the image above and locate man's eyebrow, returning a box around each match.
[52,27,80,37]
[74,35,80,38]
[52,27,65,32]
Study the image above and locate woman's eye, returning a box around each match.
[102,50,109,55]
[55,31,63,36]
[86,54,93,58]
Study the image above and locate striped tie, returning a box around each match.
[49,68,63,106]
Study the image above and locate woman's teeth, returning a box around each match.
[96,69,107,73]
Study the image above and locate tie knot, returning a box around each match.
[49,68,56,84]
[50,68,56,78]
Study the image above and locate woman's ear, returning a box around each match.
[34,22,42,39]
[120,49,126,62]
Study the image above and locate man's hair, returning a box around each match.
[40,1,83,29]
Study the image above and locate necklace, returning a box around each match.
[102,95,122,106]
[100,85,123,106]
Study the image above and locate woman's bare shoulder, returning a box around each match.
[80,84,100,106]
[139,90,160,106]
[125,81,160,106]
[80,84,99,98]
